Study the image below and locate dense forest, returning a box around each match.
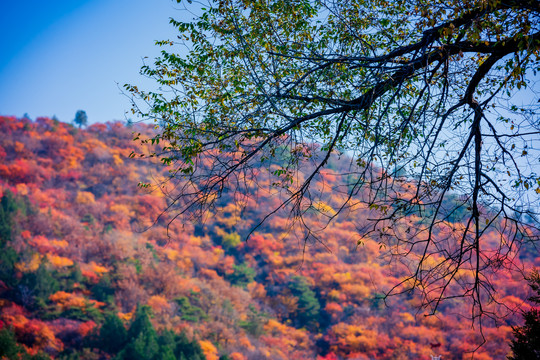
[0,115,537,359]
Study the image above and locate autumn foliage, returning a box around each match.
[0,115,537,359]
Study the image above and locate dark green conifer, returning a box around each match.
[227,263,255,288]
[174,332,206,360]
[0,190,17,244]
[24,260,59,301]
[98,313,128,354]
[0,328,22,359]
[122,329,160,360]
[288,276,321,330]
[509,270,540,360]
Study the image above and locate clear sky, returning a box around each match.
[0,0,185,124]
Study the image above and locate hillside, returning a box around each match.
[0,115,537,360]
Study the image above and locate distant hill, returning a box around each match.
[0,115,535,360]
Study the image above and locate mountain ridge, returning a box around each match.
[0,115,535,360]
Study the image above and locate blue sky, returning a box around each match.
[0,0,185,124]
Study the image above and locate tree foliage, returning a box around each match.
[98,313,128,354]
[0,115,537,357]
[227,263,256,287]
[0,190,17,244]
[508,270,540,360]
[73,110,88,129]
[287,275,321,330]
[114,305,207,360]
[0,327,52,360]
[127,0,540,320]
[0,191,19,287]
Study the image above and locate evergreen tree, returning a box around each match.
[72,263,83,283]
[91,274,115,304]
[174,296,207,322]
[0,246,18,287]
[0,190,17,244]
[127,306,155,340]
[115,305,159,360]
[56,349,81,360]
[0,191,21,289]
[0,328,51,360]
[238,305,265,337]
[28,352,52,360]
[98,313,128,354]
[154,347,176,360]
[22,260,59,306]
[288,276,321,330]
[156,330,177,360]
[120,329,160,360]
[105,306,205,360]
[174,332,206,360]
[509,270,540,360]
[227,263,255,288]
[0,328,23,359]
[157,329,176,348]
[54,263,84,292]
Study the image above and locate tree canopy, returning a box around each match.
[74,110,88,129]
[126,0,540,322]
[508,270,540,360]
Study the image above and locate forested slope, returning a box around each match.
[0,116,536,359]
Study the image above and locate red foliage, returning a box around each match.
[0,115,532,360]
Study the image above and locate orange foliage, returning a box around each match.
[29,235,53,253]
[0,306,63,354]
[89,262,109,274]
[229,352,246,360]
[49,291,105,312]
[199,268,221,280]
[110,202,135,218]
[15,182,28,195]
[50,291,87,310]
[48,254,74,268]
[51,239,69,248]
[147,295,171,314]
[329,322,386,356]
[199,340,219,360]
[79,262,109,283]
[325,302,343,322]
[24,320,63,353]
[118,312,133,322]
[263,319,310,352]
[0,116,531,359]
[76,191,95,204]
[163,248,180,262]
[15,253,41,273]
[247,282,267,300]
